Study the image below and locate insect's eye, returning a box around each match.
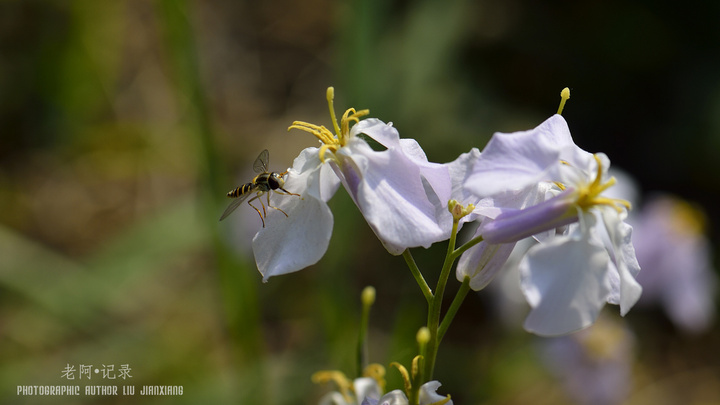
[268,175,282,189]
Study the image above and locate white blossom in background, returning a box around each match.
[315,373,382,405]
[631,195,717,333]
[360,381,453,405]
[539,314,635,405]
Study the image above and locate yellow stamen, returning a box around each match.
[318,143,334,163]
[327,87,342,136]
[428,395,453,405]
[574,154,631,213]
[288,121,336,145]
[312,370,354,403]
[390,362,413,395]
[289,87,369,163]
[557,87,570,115]
[411,355,423,381]
[362,363,386,392]
[340,107,370,144]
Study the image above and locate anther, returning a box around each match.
[557,87,570,115]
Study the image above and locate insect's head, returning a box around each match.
[269,172,286,189]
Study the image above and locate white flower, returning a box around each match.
[464,114,642,335]
[540,314,635,405]
[252,88,452,280]
[360,381,453,405]
[252,147,338,281]
[315,374,382,405]
[313,366,451,405]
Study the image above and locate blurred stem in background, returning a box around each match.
[156,0,264,399]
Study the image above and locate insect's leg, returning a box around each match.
[266,191,289,218]
[247,194,266,227]
[274,187,301,197]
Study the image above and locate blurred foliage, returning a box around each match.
[1,0,719,404]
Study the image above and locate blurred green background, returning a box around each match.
[1,0,719,404]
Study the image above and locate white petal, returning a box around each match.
[599,207,642,315]
[354,377,382,404]
[448,148,482,204]
[252,148,339,281]
[418,381,453,405]
[319,392,352,405]
[457,223,517,291]
[337,141,447,253]
[431,148,484,235]
[398,138,452,205]
[520,236,613,336]
[352,118,401,148]
[467,115,572,197]
[367,390,408,405]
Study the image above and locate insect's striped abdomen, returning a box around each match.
[227,183,254,198]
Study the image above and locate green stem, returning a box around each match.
[403,249,433,303]
[450,234,484,261]
[423,219,459,380]
[438,277,470,342]
[356,294,372,377]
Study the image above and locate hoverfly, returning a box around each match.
[219,149,299,226]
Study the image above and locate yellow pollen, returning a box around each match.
[288,87,369,163]
[447,199,475,220]
[574,154,631,213]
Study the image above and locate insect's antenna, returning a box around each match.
[279,170,290,176]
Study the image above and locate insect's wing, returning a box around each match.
[253,149,269,173]
[219,186,257,221]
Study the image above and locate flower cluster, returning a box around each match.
[249,87,640,336]
[228,87,643,403]
[313,367,452,405]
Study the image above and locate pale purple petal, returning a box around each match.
[253,148,339,281]
[521,236,613,336]
[336,140,447,254]
[632,195,716,332]
[480,192,577,244]
[399,138,452,205]
[446,148,482,207]
[467,115,573,197]
[357,119,453,214]
[352,118,401,148]
[457,223,517,291]
[539,315,634,405]
[433,148,484,233]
